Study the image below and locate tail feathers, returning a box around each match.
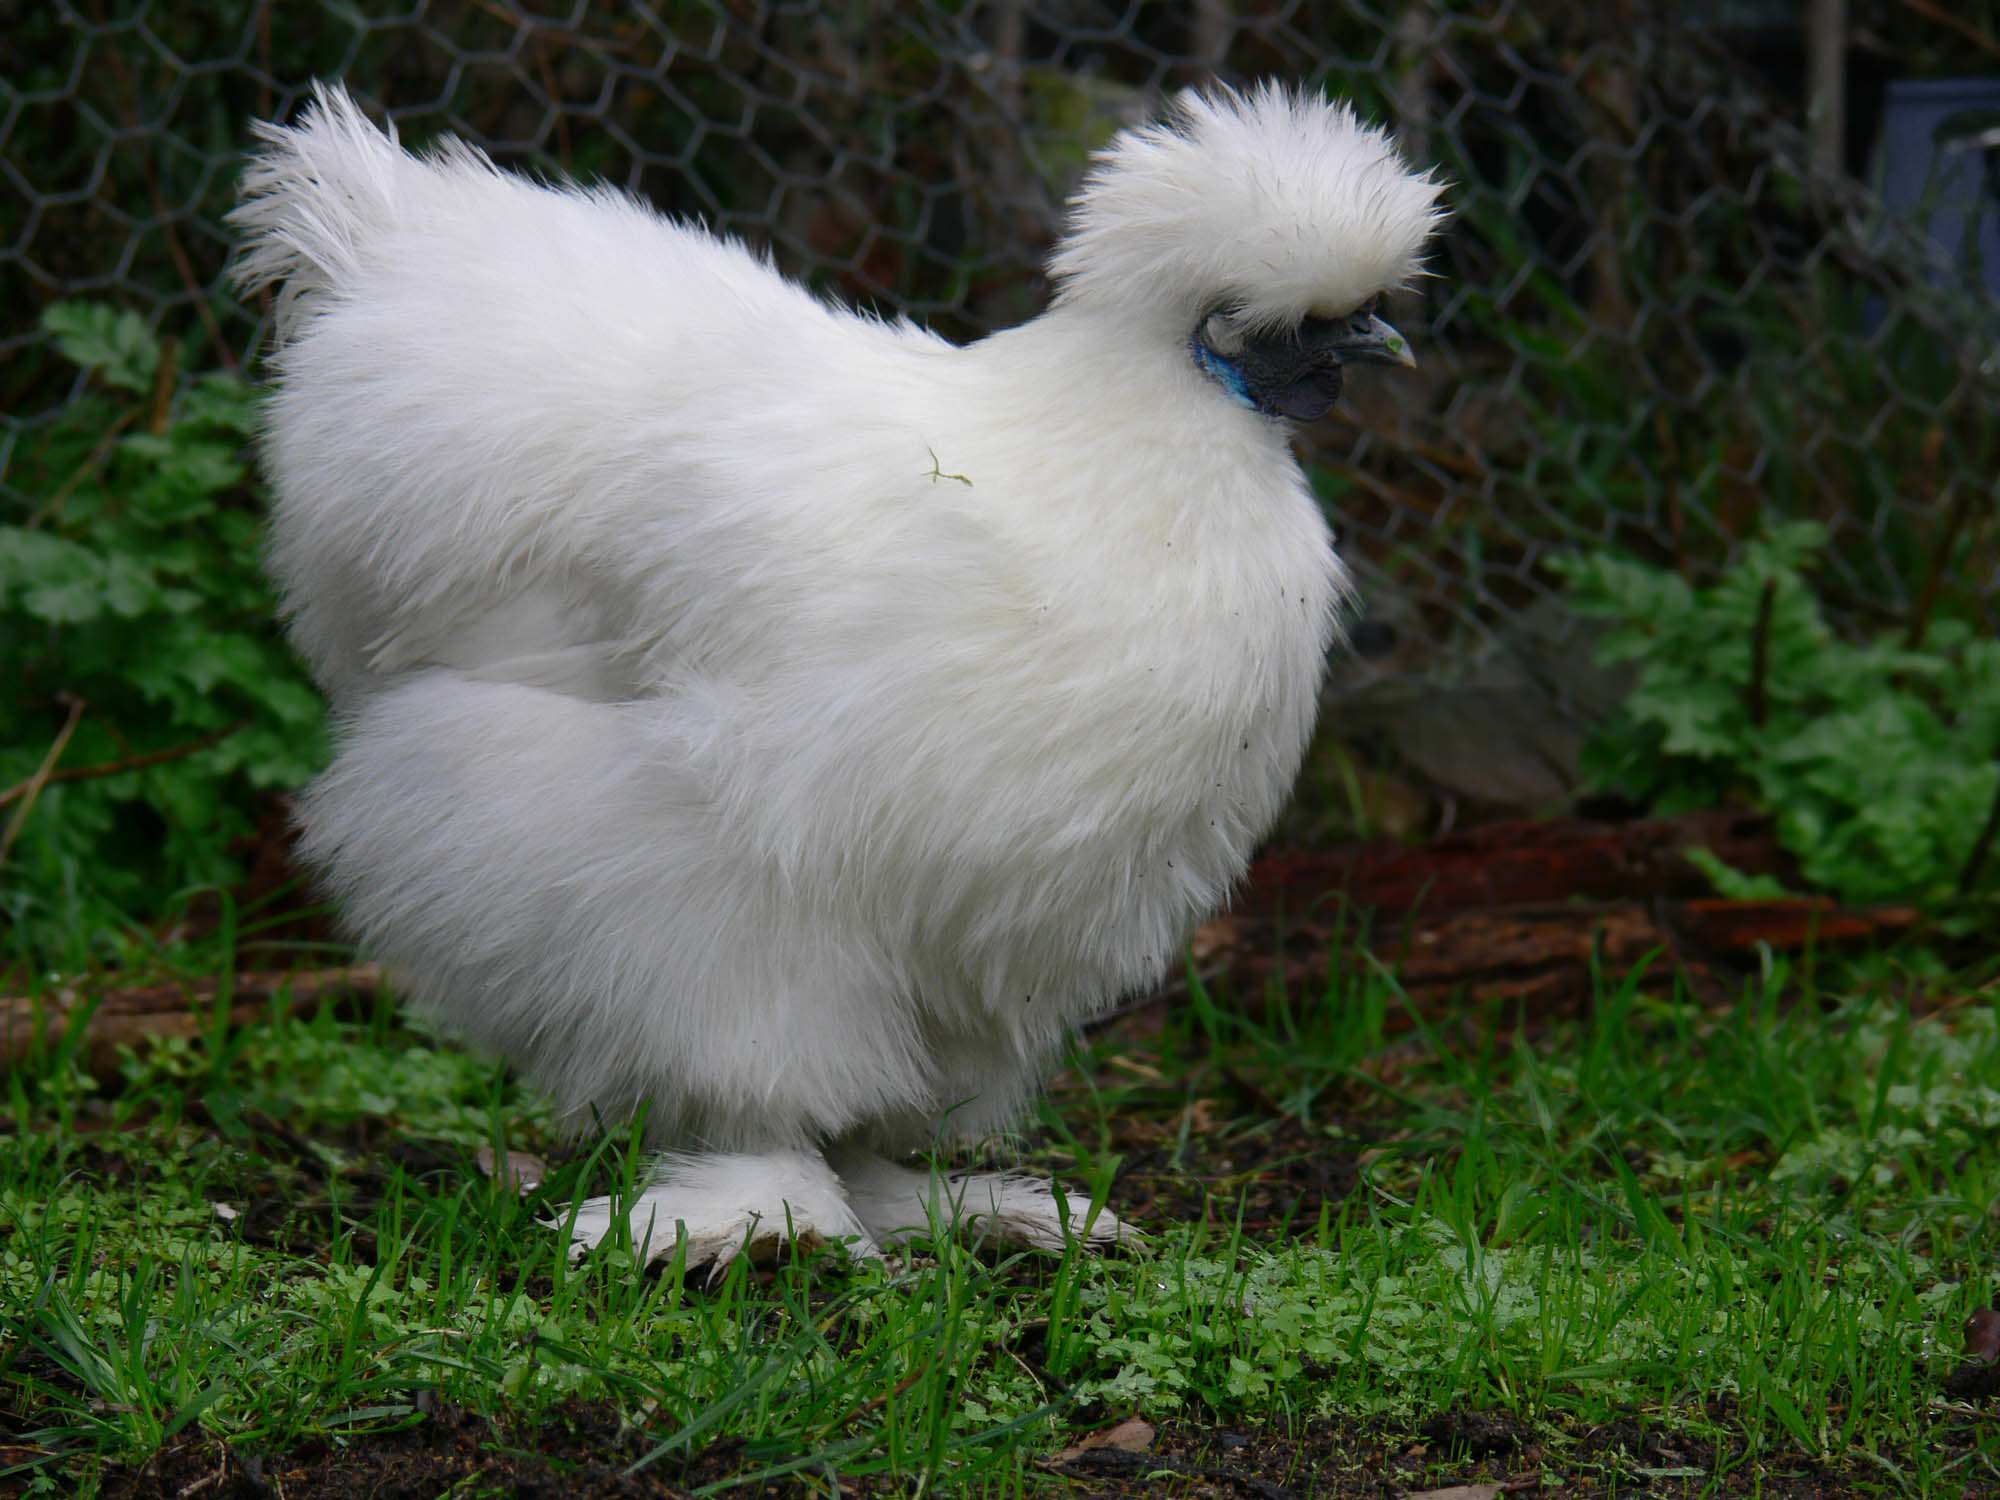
[228,82,414,339]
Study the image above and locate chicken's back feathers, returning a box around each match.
[229,82,1436,1152]
[232,83,416,341]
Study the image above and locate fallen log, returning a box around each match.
[0,965,382,1080]
[0,811,1929,1079]
[1241,807,1786,918]
[1205,807,1923,1020]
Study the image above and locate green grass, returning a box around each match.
[1,947,1996,1496]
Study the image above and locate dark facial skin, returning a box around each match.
[1236,321,1351,420]
[1236,309,1412,421]
[1195,304,1415,422]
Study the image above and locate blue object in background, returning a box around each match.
[1873,77,2000,300]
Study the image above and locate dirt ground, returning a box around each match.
[100,1396,1968,1499]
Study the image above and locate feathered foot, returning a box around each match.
[555,1149,881,1272]
[829,1146,1131,1252]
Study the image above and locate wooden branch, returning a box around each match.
[99,34,236,372]
[148,335,178,435]
[0,695,86,866]
[0,720,249,810]
[1324,458,1446,518]
[29,407,139,528]
[1320,411,1491,484]
[1191,810,1923,1024]
[1,965,382,1080]
[1805,0,1846,175]
[1958,758,2000,895]
[1905,486,1977,651]
[1195,893,1918,1024]
[1895,0,2000,60]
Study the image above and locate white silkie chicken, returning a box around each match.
[230,81,1443,1264]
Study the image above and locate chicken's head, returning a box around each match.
[1047,83,1446,422]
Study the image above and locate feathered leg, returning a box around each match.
[827,1144,1128,1252]
[559,1149,880,1269]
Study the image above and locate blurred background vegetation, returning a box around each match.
[2,0,1997,967]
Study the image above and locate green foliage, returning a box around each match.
[1,305,324,961]
[1554,523,2000,905]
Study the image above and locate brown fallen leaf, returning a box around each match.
[475,1144,548,1193]
[1188,917,1239,962]
[1401,1486,1503,1500]
[1181,1097,1224,1133]
[1965,1307,2000,1365]
[1050,1416,1155,1465]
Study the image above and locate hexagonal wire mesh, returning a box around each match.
[5,0,1998,823]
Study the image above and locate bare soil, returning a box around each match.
[96,1397,1980,1499]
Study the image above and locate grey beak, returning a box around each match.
[1324,310,1416,369]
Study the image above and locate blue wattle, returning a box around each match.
[1190,337,1257,411]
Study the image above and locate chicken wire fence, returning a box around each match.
[6,0,1998,816]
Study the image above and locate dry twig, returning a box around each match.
[0,695,87,866]
[0,719,250,811]
[1896,0,2000,59]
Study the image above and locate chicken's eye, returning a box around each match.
[1198,306,1248,357]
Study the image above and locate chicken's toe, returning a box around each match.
[831,1147,1132,1252]
[948,1172,1132,1252]
[553,1148,882,1271]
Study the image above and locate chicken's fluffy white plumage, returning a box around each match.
[231,81,1443,1263]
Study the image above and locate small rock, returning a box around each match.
[475,1145,547,1193]
[1965,1307,2000,1365]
